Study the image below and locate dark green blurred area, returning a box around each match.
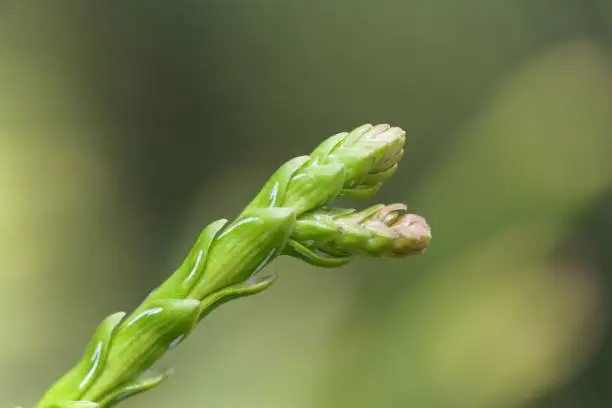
[1,1,612,407]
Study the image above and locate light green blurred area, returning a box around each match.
[1,2,611,408]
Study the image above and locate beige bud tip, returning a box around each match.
[393,213,432,253]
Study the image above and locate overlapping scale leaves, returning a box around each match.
[34,124,429,408]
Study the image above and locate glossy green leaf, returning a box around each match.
[246,156,309,210]
[198,273,277,321]
[96,370,172,408]
[36,312,125,407]
[47,400,99,408]
[82,299,201,402]
[285,239,353,268]
[282,163,346,214]
[189,207,296,300]
[145,219,228,303]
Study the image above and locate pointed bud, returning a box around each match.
[310,124,406,199]
[287,203,431,264]
[362,206,431,255]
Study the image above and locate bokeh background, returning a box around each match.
[2,1,612,407]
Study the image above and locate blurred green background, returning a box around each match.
[2,1,612,407]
